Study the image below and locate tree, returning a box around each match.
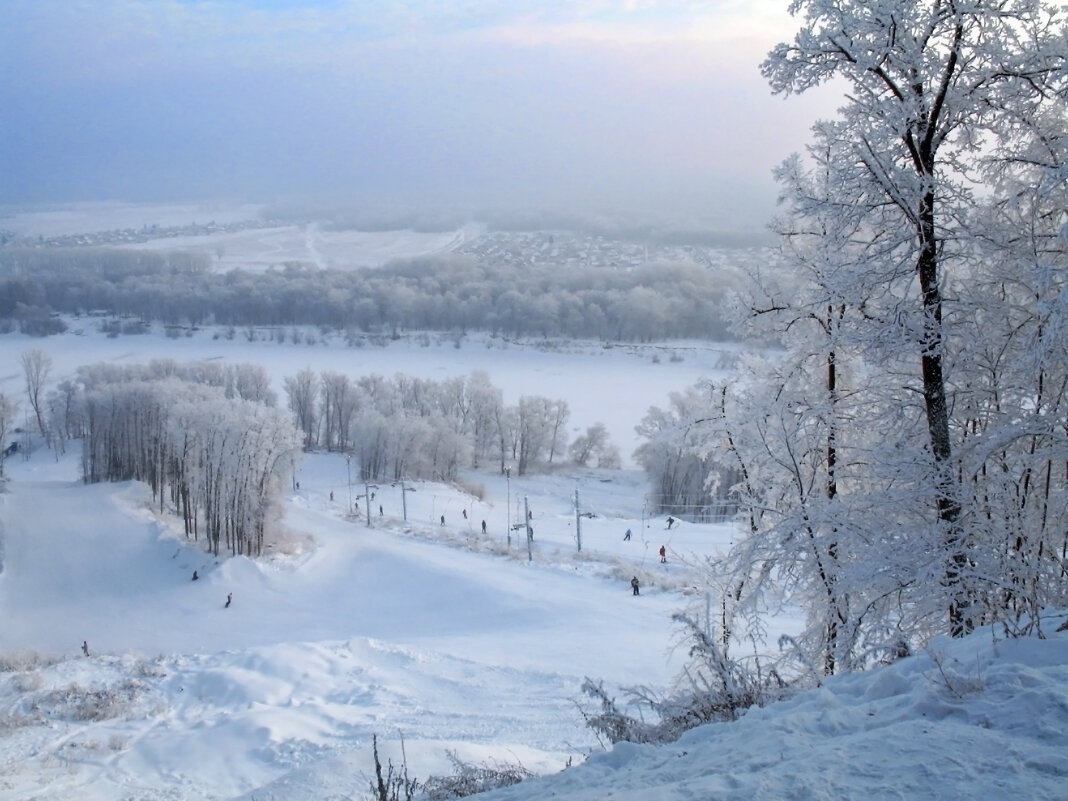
[0,391,16,477]
[19,348,52,438]
[763,0,1068,636]
[284,368,319,449]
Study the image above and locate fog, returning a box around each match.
[1,1,839,231]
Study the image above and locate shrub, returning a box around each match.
[421,751,532,800]
[580,613,789,746]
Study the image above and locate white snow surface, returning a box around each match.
[0,329,1066,800]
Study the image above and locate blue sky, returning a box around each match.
[1,1,839,228]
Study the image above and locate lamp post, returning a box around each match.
[505,466,511,547]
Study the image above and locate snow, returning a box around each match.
[1,329,1066,800]
[124,222,482,273]
[0,201,264,238]
[0,325,737,468]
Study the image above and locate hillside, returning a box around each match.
[2,446,1066,800]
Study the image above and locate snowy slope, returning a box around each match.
[2,446,1067,800]
[0,447,713,800]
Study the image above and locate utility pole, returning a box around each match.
[397,480,414,522]
[505,466,512,547]
[346,454,353,516]
[574,487,582,553]
[524,495,532,563]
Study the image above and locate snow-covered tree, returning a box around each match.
[569,422,620,469]
[77,368,301,558]
[284,368,320,449]
[0,391,16,477]
[761,0,1068,637]
[19,348,51,437]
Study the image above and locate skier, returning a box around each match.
[192,570,199,581]
[631,576,640,596]
[481,519,487,535]
[329,491,334,502]
[463,508,468,519]
[225,592,232,609]
[82,640,89,657]
[666,516,675,530]
[623,528,632,541]
[659,545,667,563]
[440,514,446,526]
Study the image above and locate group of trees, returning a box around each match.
[637,0,1067,678]
[284,368,619,482]
[37,360,300,558]
[0,248,736,342]
[633,386,742,522]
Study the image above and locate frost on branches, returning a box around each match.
[76,361,302,558]
[639,0,1067,678]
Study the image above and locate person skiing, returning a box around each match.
[440,514,446,526]
[463,508,468,519]
[666,516,675,530]
[659,544,667,563]
[631,576,640,596]
[192,570,199,581]
[225,592,232,608]
[481,519,487,535]
[82,640,89,657]
[623,528,632,541]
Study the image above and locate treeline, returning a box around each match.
[68,362,301,558]
[283,369,619,481]
[0,247,738,341]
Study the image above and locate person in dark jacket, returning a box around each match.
[631,576,640,596]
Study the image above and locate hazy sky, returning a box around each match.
[1,1,840,229]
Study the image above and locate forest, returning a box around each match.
[0,247,739,341]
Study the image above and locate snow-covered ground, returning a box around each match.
[0,324,738,468]
[2,437,1066,801]
[127,222,483,272]
[0,322,1065,800]
[0,201,264,239]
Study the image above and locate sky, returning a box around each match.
[0,1,840,229]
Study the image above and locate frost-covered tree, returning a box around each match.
[517,396,565,476]
[284,368,319,449]
[762,0,1068,637]
[569,422,620,468]
[0,391,16,477]
[634,388,720,517]
[78,370,301,557]
[464,371,504,468]
[19,348,51,437]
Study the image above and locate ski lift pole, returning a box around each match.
[574,487,582,553]
[524,495,532,563]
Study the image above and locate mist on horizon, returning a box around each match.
[1,2,839,232]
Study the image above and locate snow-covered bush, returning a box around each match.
[421,751,532,800]
[581,613,787,745]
